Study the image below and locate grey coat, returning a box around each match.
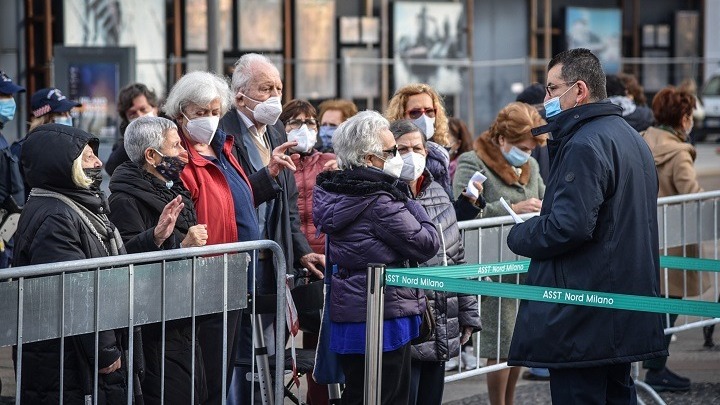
[452,134,545,218]
[451,132,544,358]
[411,175,481,362]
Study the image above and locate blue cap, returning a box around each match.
[31,88,82,118]
[0,71,26,95]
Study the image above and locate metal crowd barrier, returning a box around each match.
[0,240,287,405]
[363,190,720,405]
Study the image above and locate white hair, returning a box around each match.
[125,116,178,166]
[163,71,232,119]
[333,110,389,170]
[231,53,279,94]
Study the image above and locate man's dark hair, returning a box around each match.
[548,48,607,101]
[117,83,159,121]
[605,74,627,97]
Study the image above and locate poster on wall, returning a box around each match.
[63,0,165,96]
[54,47,135,144]
[393,1,465,94]
[565,7,622,74]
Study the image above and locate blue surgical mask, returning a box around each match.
[0,98,17,124]
[502,145,531,167]
[318,125,336,149]
[543,82,577,118]
[54,116,73,126]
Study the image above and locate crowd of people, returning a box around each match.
[0,46,712,404]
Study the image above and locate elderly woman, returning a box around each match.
[313,110,440,405]
[389,119,481,405]
[108,116,209,404]
[315,98,359,152]
[13,124,126,403]
[640,86,704,392]
[163,70,266,404]
[452,102,547,405]
[385,83,453,198]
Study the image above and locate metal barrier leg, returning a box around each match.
[364,264,386,405]
[632,362,667,405]
[327,383,342,404]
[252,314,274,405]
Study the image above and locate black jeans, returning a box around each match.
[549,363,636,405]
[338,343,412,405]
[408,359,445,405]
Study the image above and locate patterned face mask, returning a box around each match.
[154,149,188,183]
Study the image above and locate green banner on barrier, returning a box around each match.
[389,255,719,279]
[659,255,720,272]
[385,269,720,318]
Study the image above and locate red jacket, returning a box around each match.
[180,133,254,246]
[291,151,335,254]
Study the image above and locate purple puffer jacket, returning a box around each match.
[313,167,440,323]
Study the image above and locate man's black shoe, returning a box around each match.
[703,325,715,348]
[644,367,691,392]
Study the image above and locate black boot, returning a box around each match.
[703,325,715,348]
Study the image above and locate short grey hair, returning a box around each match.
[125,116,178,166]
[549,48,607,101]
[333,110,389,170]
[163,71,233,119]
[231,53,279,94]
[389,119,427,145]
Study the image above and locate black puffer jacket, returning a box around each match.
[108,160,207,405]
[411,174,481,362]
[13,124,127,404]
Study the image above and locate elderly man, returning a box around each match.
[506,48,666,404]
[219,53,324,403]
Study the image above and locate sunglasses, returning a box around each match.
[382,145,399,157]
[406,108,436,120]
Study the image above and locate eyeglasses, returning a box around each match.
[286,118,318,130]
[405,108,436,119]
[545,81,577,97]
[381,145,399,157]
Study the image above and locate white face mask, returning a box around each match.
[183,113,219,144]
[399,152,426,181]
[381,152,404,179]
[287,124,317,153]
[412,114,436,140]
[245,95,283,125]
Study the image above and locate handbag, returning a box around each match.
[411,295,436,345]
[291,276,324,334]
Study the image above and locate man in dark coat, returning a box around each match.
[506,49,667,404]
[219,53,323,404]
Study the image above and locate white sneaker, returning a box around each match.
[461,349,478,369]
[445,356,461,371]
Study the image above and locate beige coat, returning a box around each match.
[642,126,708,297]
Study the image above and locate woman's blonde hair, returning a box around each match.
[487,102,548,147]
[385,83,449,146]
[71,153,92,189]
[28,114,58,131]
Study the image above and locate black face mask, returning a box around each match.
[83,167,103,190]
[154,150,188,183]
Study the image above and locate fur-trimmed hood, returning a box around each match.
[313,167,413,235]
[473,132,531,186]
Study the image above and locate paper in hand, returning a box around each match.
[500,197,524,224]
[466,171,487,199]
